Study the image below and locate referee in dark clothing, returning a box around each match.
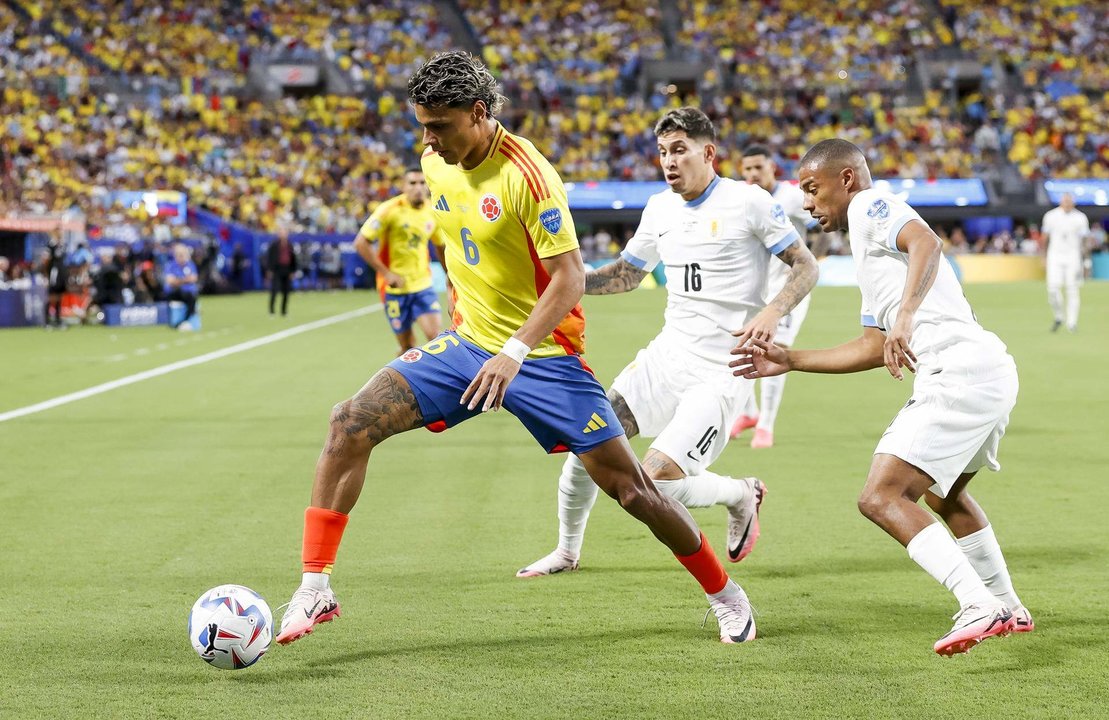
[266,226,299,317]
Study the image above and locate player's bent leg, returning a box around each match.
[516,454,597,578]
[394,328,417,354]
[862,455,1011,654]
[278,368,425,646]
[926,473,1029,632]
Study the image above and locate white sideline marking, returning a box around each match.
[0,304,382,424]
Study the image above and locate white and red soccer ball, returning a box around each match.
[188,585,272,670]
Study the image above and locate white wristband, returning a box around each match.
[500,337,530,364]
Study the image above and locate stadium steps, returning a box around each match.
[435,0,483,55]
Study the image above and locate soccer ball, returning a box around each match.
[188,584,273,670]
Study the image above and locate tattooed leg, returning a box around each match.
[311,367,424,512]
[606,389,640,439]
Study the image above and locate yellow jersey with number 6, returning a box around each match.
[420,124,585,359]
[358,194,437,295]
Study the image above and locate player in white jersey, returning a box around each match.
[1041,193,1091,332]
[517,107,819,579]
[733,139,1032,656]
[729,144,822,448]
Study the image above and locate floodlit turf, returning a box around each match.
[2,282,1107,719]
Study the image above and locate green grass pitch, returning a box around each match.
[2,282,1107,719]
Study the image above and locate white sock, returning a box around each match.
[302,571,329,590]
[955,524,1022,609]
[707,578,742,601]
[556,454,598,557]
[756,374,786,432]
[741,390,758,419]
[1048,287,1064,322]
[654,470,749,509]
[1065,284,1080,328]
[905,522,995,609]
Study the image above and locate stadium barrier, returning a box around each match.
[1092,253,1109,280]
[0,284,46,327]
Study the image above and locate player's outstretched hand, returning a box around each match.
[883,316,917,381]
[730,338,790,378]
[385,271,406,289]
[461,354,522,412]
[732,307,781,348]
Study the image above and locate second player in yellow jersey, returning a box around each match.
[354,167,445,353]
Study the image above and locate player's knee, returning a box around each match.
[856,489,886,523]
[327,399,377,452]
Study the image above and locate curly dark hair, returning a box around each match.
[407,51,506,117]
[654,107,716,143]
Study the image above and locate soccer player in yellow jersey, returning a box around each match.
[354,168,445,353]
[276,52,757,647]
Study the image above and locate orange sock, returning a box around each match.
[301,506,349,574]
[674,532,729,595]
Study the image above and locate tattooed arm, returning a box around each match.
[883,219,942,380]
[584,258,648,295]
[733,240,819,347]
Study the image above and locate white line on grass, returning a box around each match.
[0,304,382,424]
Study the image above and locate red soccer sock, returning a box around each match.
[301,506,350,574]
[674,532,729,595]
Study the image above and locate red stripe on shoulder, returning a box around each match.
[499,148,541,203]
[421,146,435,158]
[502,136,550,200]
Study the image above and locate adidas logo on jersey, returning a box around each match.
[581,412,609,433]
[435,195,450,212]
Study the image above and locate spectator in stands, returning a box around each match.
[266,225,298,317]
[0,256,9,284]
[163,243,199,330]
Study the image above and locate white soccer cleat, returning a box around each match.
[933,602,1014,656]
[516,548,580,578]
[275,585,340,645]
[727,477,767,563]
[706,584,756,643]
[1011,605,1035,634]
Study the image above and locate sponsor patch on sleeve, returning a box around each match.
[540,208,563,234]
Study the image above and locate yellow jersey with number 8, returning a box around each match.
[358,194,437,295]
[421,124,585,359]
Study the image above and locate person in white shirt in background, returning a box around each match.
[1041,193,1091,332]
[733,139,1033,656]
[729,145,820,449]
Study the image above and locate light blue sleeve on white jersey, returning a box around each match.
[750,187,802,255]
[620,196,662,271]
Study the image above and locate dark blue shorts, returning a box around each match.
[383,288,440,334]
[388,331,624,454]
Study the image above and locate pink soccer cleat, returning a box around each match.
[516,548,580,578]
[275,585,341,645]
[750,428,774,449]
[1011,605,1035,634]
[933,603,1014,656]
[729,414,759,439]
[726,477,767,563]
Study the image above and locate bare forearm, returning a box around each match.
[513,265,584,349]
[789,334,885,374]
[354,236,389,275]
[767,245,819,315]
[584,258,647,295]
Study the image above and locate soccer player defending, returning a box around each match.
[517,109,818,578]
[732,139,1033,656]
[276,53,757,646]
[729,144,821,448]
[1041,192,1091,333]
[354,168,445,353]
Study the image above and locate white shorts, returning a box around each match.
[610,337,752,475]
[875,356,1018,497]
[775,293,811,346]
[1046,256,1083,289]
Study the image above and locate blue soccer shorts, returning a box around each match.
[383,288,440,334]
[387,331,624,454]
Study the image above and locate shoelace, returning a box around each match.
[700,596,757,630]
[275,587,324,622]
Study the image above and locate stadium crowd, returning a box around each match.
[1,0,1106,244]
